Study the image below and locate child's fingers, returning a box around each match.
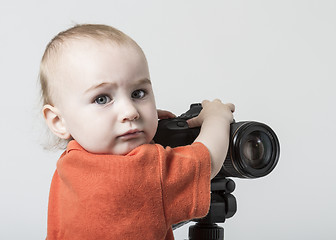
[186,116,201,128]
[188,99,235,128]
[202,99,234,112]
[201,99,210,106]
[226,103,235,113]
[157,109,176,119]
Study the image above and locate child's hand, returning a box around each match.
[157,109,176,119]
[150,109,176,144]
[188,99,235,179]
[187,99,235,128]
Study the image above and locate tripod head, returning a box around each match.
[188,177,236,240]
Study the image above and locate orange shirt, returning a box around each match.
[47,140,211,240]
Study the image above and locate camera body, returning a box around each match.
[154,103,280,179]
[154,103,202,148]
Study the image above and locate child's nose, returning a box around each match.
[119,100,140,122]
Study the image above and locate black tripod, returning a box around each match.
[188,177,237,240]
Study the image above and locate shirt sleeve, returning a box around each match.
[156,142,211,226]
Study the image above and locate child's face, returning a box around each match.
[51,40,158,155]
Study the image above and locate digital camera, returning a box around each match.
[154,103,280,178]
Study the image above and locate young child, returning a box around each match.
[40,24,235,240]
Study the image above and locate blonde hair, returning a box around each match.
[39,24,141,106]
[39,24,143,149]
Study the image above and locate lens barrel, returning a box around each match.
[216,121,280,179]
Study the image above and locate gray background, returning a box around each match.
[1,0,335,239]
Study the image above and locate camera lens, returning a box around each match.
[219,122,280,179]
[242,131,271,169]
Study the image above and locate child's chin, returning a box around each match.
[114,141,149,155]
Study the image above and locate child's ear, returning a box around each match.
[42,105,71,140]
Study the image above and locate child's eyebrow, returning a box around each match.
[85,82,117,93]
[85,78,151,93]
[133,78,152,87]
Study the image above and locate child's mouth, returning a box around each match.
[118,130,144,140]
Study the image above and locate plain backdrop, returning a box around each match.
[1,0,335,239]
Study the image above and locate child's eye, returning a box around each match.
[94,95,112,105]
[131,89,146,99]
